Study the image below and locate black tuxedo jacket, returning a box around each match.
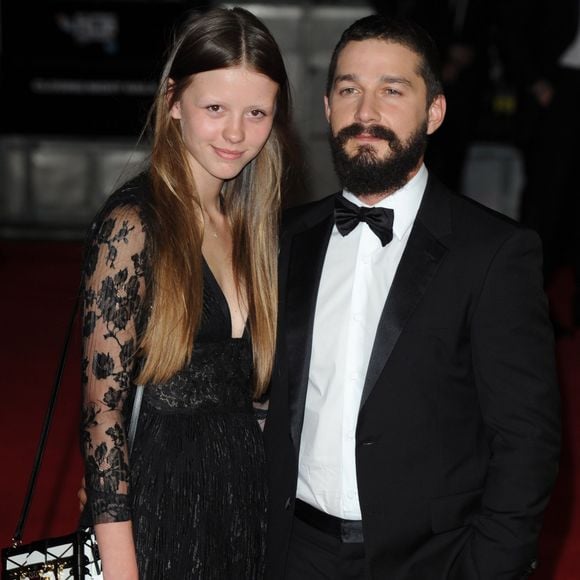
[264,176,560,579]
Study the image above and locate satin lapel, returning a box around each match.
[359,182,450,409]
[286,213,334,453]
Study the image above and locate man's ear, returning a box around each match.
[426,94,446,135]
[167,79,181,120]
[324,95,331,124]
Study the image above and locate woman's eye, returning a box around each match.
[249,109,266,118]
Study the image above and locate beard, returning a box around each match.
[329,120,429,196]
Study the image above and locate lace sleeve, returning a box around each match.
[80,202,148,524]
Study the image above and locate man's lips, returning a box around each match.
[351,133,385,142]
[345,135,388,150]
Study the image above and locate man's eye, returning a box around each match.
[207,105,222,112]
[338,87,357,96]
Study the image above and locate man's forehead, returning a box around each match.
[334,39,422,79]
[337,39,419,63]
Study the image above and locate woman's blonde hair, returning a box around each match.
[137,7,293,397]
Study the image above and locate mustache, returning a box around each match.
[334,123,398,146]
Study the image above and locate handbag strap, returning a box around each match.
[11,285,145,547]
[127,384,144,456]
[11,289,81,547]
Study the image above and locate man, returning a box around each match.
[264,14,560,580]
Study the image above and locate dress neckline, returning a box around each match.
[202,257,249,340]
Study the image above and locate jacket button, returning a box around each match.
[284,497,293,510]
[361,440,376,446]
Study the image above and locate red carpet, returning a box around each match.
[0,240,578,577]
[0,240,84,552]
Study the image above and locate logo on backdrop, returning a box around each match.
[55,11,119,54]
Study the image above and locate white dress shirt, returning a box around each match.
[296,164,428,519]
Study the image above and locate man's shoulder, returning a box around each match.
[426,176,530,240]
[281,192,337,236]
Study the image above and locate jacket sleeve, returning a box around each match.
[466,227,560,577]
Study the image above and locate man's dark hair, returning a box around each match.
[326,13,443,106]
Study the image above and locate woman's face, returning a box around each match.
[170,65,279,194]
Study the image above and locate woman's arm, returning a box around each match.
[94,521,139,580]
[81,201,148,578]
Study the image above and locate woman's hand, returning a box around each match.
[78,476,87,512]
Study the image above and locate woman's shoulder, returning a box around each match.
[82,170,154,262]
[82,171,153,280]
[101,170,152,219]
[89,170,153,233]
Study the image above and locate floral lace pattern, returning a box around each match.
[81,190,149,523]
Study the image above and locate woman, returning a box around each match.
[81,7,293,578]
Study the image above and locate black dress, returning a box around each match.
[80,177,267,579]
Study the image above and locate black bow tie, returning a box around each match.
[334,195,394,246]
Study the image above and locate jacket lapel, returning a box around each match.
[360,178,451,409]
[285,202,334,453]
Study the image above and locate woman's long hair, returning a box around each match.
[138,7,292,397]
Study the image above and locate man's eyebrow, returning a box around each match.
[334,73,413,86]
[379,75,412,86]
[334,73,358,84]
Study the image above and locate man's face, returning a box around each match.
[325,39,445,197]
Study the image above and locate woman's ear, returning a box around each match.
[167,78,181,119]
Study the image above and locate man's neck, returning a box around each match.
[351,163,423,206]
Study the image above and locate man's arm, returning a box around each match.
[467,228,560,577]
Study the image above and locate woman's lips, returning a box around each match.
[213,146,244,160]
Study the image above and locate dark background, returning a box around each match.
[0,1,208,136]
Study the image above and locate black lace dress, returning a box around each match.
[80,178,267,579]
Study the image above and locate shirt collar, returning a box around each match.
[342,164,428,240]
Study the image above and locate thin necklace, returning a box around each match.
[205,222,218,239]
[204,214,219,239]
[204,194,224,239]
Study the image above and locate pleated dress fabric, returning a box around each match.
[130,263,267,579]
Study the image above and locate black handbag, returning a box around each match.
[2,288,144,579]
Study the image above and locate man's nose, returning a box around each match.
[354,93,380,124]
